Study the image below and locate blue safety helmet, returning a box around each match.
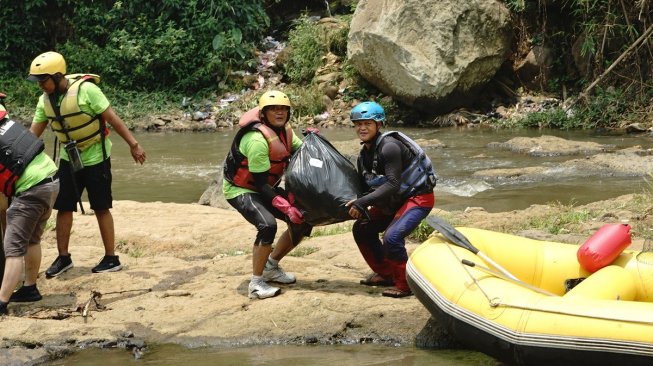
[350,101,385,124]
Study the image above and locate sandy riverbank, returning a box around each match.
[1,195,650,364]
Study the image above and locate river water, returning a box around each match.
[103,127,651,212]
[43,344,498,365]
[40,126,650,365]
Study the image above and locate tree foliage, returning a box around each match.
[0,0,269,92]
[512,0,653,92]
[502,0,653,128]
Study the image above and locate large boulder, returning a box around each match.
[348,0,511,114]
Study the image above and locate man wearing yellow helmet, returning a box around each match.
[0,98,59,315]
[27,51,147,277]
[222,90,315,299]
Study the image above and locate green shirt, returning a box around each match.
[222,129,303,200]
[14,151,58,195]
[33,81,113,167]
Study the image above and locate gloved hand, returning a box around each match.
[272,195,304,224]
[345,199,369,221]
[302,127,320,136]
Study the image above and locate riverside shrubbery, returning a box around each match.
[0,0,269,122]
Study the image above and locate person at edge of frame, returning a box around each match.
[0,97,59,315]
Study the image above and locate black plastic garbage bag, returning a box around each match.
[285,132,362,226]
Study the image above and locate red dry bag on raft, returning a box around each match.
[577,223,632,273]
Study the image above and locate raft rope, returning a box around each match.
[444,243,499,307]
[444,245,653,325]
[461,259,556,297]
[489,301,653,325]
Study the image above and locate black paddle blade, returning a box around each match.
[426,216,479,254]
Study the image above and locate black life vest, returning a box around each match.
[360,131,438,199]
[0,118,45,196]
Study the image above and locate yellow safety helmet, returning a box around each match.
[258,90,291,109]
[27,51,66,81]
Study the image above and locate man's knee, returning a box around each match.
[382,229,406,248]
[255,222,277,245]
[288,223,312,247]
[352,220,366,242]
[353,220,378,246]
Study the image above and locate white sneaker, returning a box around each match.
[248,280,281,299]
[262,263,296,284]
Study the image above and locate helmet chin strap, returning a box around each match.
[371,121,383,137]
[52,74,67,95]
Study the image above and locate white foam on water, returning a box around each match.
[438,179,493,197]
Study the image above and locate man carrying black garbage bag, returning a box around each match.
[346,101,437,298]
[222,90,318,300]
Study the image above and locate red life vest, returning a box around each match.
[223,107,293,190]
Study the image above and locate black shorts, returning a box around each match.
[55,158,113,212]
[227,193,312,245]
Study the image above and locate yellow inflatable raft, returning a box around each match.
[407,225,653,366]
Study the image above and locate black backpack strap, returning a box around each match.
[48,93,73,142]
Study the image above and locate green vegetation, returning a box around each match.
[102,87,182,129]
[408,219,435,242]
[282,15,351,84]
[287,246,320,257]
[45,217,56,232]
[504,87,650,130]
[2,1,650,131]
[311,222,353,237]
[115,239,145,258]
[1,1,268,93]
[629,173,653,240]
[502,0,653,129]
[215,248,251,257]
[285,85,328,119]
[506,107,574,129]
[524,203,594,235]
[284,16,325,84]
[0,0,269,121]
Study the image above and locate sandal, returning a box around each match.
[382,287,413,298]
[360,273,394,287]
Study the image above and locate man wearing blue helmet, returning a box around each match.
[346,101,436,298]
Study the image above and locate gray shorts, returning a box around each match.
[4,180,59,257]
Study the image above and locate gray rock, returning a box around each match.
[348,0,511,114]
[198,173,231,209]
[487,135,613,157]
[414,317,461,349]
